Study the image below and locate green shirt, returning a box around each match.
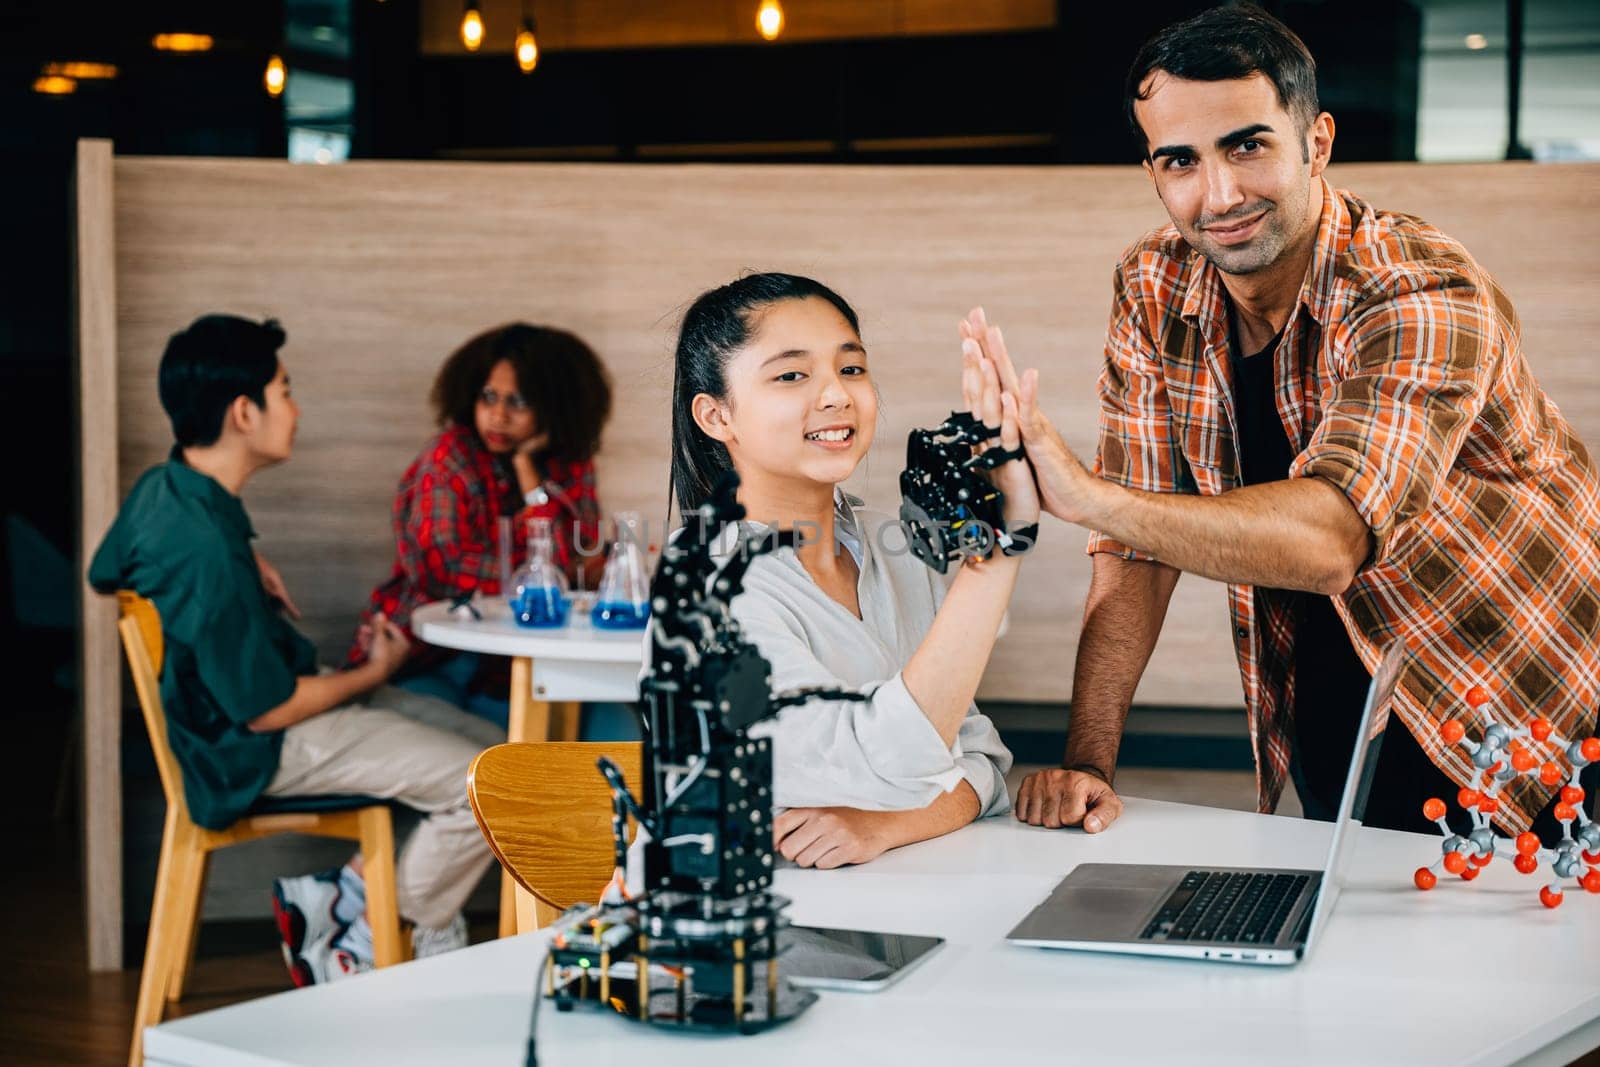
[89,454,317,829]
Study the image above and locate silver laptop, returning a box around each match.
[1006,642,1403,966]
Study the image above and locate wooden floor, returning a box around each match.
[0,820,500,1066]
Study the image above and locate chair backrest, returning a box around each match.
[467,741,643,925]
[116,591,188,817]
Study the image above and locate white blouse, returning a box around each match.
[688,490,1014,817]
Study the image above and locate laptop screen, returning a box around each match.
[1301,641,1405,954]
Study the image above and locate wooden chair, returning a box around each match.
[117,592,406,1067]
[494,657,582,935]
[468,741,642,933]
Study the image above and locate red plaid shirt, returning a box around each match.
[349,424,601,667]
[1088,180,1600,832]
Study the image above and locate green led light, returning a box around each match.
[578,957,591,968]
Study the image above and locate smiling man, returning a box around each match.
[991,4,1599,838]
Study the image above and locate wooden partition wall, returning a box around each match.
[75,139,1600,968]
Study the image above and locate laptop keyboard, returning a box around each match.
[1138,871,1310,945]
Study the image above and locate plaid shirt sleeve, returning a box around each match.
[1289,269,1493,565]
[401,445,499,600]
[1086,261,1198,561]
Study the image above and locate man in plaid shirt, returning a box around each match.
[987,6,1599,837]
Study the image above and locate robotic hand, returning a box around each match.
[899,410,1038,574]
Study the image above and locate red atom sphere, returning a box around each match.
[1460,866,1481,881]
[1553,803,1577,823]
[1516,832,1542,855]
[1583,871,1600,894]
[1478,796,1500,815]
[1540,885,1563,908]
[1422,798,1447,821]
[1414,867,1438,891]
[1529,718,1552,742]
[1540,762,1565,787]
[1443,851,1468,874]
[1464,685,1490,708]
[1514,854,1539,874]
[1440,720,1466,744]
[1457,788,1481,808]
[1582,738,1600,762]
[1469,852,1493,868]
[1561,786,1586,806]
[1584,851,1600,865]
[1512,749,1538,773]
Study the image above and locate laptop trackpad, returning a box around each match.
[1010,864,1175,941]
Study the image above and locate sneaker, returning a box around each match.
[411,912,470,959]
[272,870,343,983]
[287,925,372,987]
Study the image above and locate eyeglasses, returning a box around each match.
[479,388,530,413]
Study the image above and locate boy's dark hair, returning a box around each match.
[1124,3,1319,157]
[431,323,612,462]
[669,273,861,516]
[158,314,286,447]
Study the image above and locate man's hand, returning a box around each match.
[1015,767,1123,832]
[254,550,302,619]
[364,611,412,680]
[963,307,1098,526]
[773,807,893,869]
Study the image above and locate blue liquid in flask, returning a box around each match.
[590,599,650,629]
[513,586,569,628]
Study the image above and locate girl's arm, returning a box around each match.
[773,782,981,869]
[901,341,1039,747]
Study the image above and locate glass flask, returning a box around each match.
[510,517,569,628]
[591,510,652,629]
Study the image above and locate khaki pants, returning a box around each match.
[263,686,505,929]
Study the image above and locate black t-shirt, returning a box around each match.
[1230,332,1373,814]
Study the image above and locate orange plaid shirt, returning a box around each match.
[1087,179,1600,832]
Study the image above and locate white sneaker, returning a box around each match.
[292,926,372,986]
[272,871,343,985]
[411,912,470,959]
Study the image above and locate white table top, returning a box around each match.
[412,599,647,664]
[145,797,1600,1067]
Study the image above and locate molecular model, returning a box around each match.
[1412,684,1600,908]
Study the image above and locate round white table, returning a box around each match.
[411,598,646,743]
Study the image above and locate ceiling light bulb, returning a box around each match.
[516,20,539,73]
[33,74,78,95]
[44,61,118,80]
[756,0,784,41]
[152,33,215,53]
[264,54,286,97]
[1464,33,1488,50]
[461,2,485,51]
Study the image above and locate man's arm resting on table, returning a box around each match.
[247,662,386,733]
[1016,554,1179,830]
[775,781,981,868]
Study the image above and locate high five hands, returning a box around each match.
[960,307,1125,835]
[959,315,1040,535]
[959,307,1100,527]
